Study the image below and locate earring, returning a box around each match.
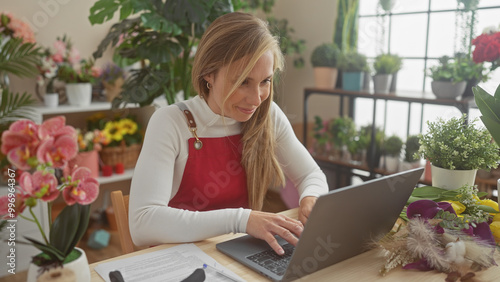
[206,82,211,90]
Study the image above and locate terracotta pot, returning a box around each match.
[68,150,99,178]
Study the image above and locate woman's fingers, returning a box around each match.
[247,211,304,255]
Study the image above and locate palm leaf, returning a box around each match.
[0,37,40,79]
[0,89,37,125]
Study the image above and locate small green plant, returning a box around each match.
[384,135,403,157]
[454,53,488,83]
[57,59,99,84]
[338,50,368,72]
[330,117,356,149]
[415,114,500,170]
[373,54,401,75]
[310,43,341,68]
[428,56,463,82]
[404,135,420,162]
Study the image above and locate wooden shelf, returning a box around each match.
[33,101,140,115]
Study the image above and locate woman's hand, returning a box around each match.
[298,196,318,225]
[246,211,304,255]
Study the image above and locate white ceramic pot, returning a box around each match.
[66,83,92,106]
[431,81,467,100]
[431,164,477,190]
[385,155,400,172]
[44,93,59,108]
[373,74,393,94]
[27,247,90,282]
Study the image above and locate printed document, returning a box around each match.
[94,243,244,282]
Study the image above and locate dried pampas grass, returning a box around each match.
[407,218,451,272]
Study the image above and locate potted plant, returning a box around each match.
[383,135,403,172]
[100,63,126,102]
[0,116,100,281]
[454,53,488,99]
[428,56,466,99]
[310,43,341,89]
[415,114,500,190]
[400,135,421,171]
[330,116,356,160]
[359,125,385,168]
[310,116,331,156]
[372,54,400,94]
[338,50,368,91]
[387,54,403,92]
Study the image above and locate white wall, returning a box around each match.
[3,0,117,100]
[272,0,341,125]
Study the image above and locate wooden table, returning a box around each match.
[89,209,500,281]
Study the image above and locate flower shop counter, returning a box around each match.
[89,208,500,281]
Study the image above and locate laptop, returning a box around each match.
[216,168,424,281]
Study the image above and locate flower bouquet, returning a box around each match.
[100,63,126,102]
[87,113,142,169]
[472,25,500,71]
[0,116,99,279]
[0,12,35,44]
[376,185,499,280]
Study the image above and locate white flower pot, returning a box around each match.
[66,83,92,106]
[385,156,400,172]
[27,247,90,282]
[44,93,59,108]
[373,74,393,94]
[431,164,477,190]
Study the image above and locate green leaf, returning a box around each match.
[411,186,451,198]
[480,115,500,147]
[473,85,500,124]
[0,38,40,79]
[88,0,120,25]
[477,191,488,198]
[0,89,36,124]
[69,204,91,250]
[24,237,65,262]
[495,83,500,100]
[50,204,81,257]
[477,205,500,213]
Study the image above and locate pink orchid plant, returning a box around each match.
[0,116,100,270]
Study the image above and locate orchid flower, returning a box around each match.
[1,120,40,170]
[62,167,99,205]
[19,170,59,202]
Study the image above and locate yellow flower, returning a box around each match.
[103,121,123,142]
[490,221,500,243]
[442,200,466,215]
[118,118,138,135]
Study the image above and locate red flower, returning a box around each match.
[472,32,500,64]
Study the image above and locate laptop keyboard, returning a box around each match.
[246,243,295,276]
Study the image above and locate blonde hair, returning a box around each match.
[192,12,285,210]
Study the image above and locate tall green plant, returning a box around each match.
[89,0,238,107]
[473,84,500,147]
[333,0,359,52]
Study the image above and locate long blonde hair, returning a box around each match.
[192,12,285,210]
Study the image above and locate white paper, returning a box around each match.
[94,243,245,282]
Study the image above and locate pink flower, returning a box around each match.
[37,135,78,168]
[0,191,29,219]
[63,167,99,205]
[19,170,59,202]
[1,120,40,170]
[91,66,102,78]
[53,40,66,57]
[52,53,63,63]
[38,116,77,141]
[68,46,81,65]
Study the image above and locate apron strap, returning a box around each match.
[176,102,203,150]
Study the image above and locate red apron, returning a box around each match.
[168,128,249,211]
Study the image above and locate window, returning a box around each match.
[354,0,500,138]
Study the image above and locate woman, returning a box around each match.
[129,12,328,255]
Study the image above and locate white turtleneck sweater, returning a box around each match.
[129,96,328,246]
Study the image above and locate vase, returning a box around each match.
[373,74,393,94]
[66,83,92,106]
[431,164,477,190]
[68,150,99,178]
[342,71,364,92]
[103,77,124,102]
[44,93,59,108]
[27,247,90,282]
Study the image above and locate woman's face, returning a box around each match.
[204,51,274,122]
